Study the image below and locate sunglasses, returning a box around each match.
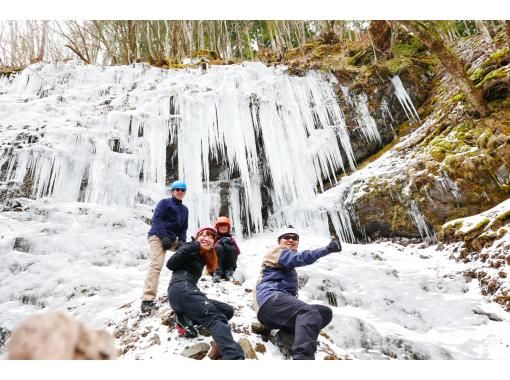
[281,234,299,241]
[173,188,186,193]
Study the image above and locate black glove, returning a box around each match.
[161,236,175,250]
[219,237,232,245]
[326,238,342,253]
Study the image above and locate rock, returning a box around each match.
[161,312,173,326]
[180,343,210,360]
[251,321,271,336]
[113,327,126,339]
[7,311,117,359]
[254,342,266,353]
[207,340,222,360]
[0,326,10,348]
[472,307,503,322]
[140,327,152,337]
[13,237,30,252]
[149,334,161,345]
[238,337,258,359]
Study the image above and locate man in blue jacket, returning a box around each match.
[254,226,341,360]
[141,180,189,314]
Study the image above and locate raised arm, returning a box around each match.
[166,241,200,271]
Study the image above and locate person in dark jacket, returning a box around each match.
[254,226,342,360]
[167,225,245,360]
[212,216,240,283]
[141,180,189,314]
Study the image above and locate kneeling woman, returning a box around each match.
[166,225,245,360]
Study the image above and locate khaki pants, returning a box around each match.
[142,235,177,301]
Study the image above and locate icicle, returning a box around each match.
[0,61,366,238]
[435,172,461,202]
[407,200,436,242]
[354,93,382,144]
[390,76,420,122]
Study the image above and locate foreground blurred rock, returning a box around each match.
[7,311,118,360]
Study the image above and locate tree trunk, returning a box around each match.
[35,20,48,62]
[368,20,392,58]
[475,20,493,48]
[506,21,510,49]
[401,20,490,117]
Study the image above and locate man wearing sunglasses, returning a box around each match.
[141,180,189,314]
[254,225,342,359]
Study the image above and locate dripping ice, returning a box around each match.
[0,61,420,242]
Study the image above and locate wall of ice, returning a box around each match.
[0,61,418,239]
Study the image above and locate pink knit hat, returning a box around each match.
[196,225,217,239]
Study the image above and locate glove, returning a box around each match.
[161,236,175,250]
[219,237,232,245]
[326,238,342,253]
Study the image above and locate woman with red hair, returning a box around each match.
[166,225,245,360]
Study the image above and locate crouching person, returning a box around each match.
[167,225,245,360]
[212,216,241,282]
[254,226,342,360]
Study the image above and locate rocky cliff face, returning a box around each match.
[324,35,510,242]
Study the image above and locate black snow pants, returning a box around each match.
[257,293,332,360]
[168,280,245,360]
[215,244,238,276]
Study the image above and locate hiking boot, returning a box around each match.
[212,272,221,283]
[225,271,235,281]
[174,313,199,338]
[208,340,222,360]
[275,329,295,359]
[140,300,158,314]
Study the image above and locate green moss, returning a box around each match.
[450,92,466,103]
[496,209,510,221]
[393,37,424,57]
[430,147,446,162]
[385,57,414,75]
[191,50,220,60]
[476,130,493,148]
[466,217,490,233]
[484,48,510,67]
[469,67,484,83]
[477,67,510,87]
[429,136,455,151]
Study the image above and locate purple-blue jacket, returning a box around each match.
[254,245,331,312]
[148,197,188,243]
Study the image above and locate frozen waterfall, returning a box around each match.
[0,61,417,240]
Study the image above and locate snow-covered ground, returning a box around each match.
[2,210,510,360]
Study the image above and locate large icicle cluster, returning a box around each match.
[0,62,352,235]
[0,61,419,240]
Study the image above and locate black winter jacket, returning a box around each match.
[166,241,205,285]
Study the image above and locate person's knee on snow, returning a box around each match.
[313,304,333,328]
[290,306,324,360]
